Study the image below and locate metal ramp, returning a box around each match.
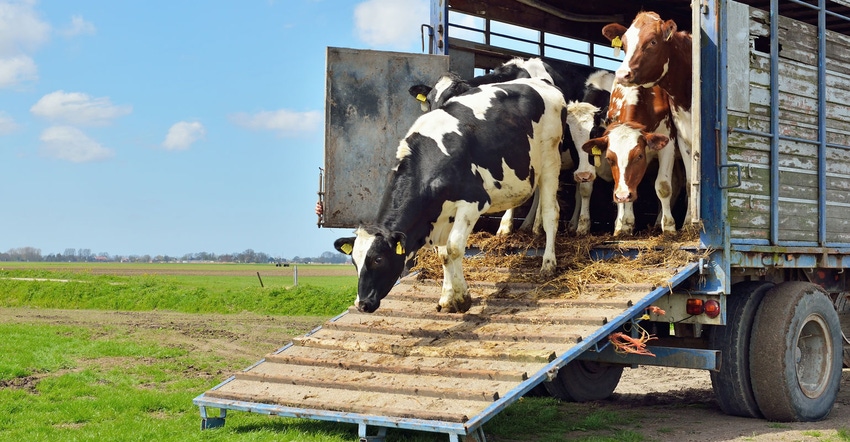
[194,261,700,441]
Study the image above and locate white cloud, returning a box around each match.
[0,54,37,87]
[0,1,49,89]
[229,109,321,137]
[162,121,205,151]
[39,126,114,163]
[0,0,50,57]
[354,0,427,49]
[0,111,18,134]
[31,90,132,126]
[58,15,96,38]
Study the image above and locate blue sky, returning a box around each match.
[0,0,429,259]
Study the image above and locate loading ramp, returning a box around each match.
[194,260,701,441]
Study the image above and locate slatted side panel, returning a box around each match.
[726,5,850,243]
[204,276,658,423]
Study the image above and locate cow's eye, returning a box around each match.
[650,39,657,46]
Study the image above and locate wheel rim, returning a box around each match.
[796,313,834,399]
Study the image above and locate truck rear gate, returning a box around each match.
[194,260,701,441]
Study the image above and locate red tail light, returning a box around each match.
[704,299,721,318]
[686,298,704,315]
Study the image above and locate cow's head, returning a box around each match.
[566,101,603,183]
[582,122,669,203]
[408,73,470,112]
[334,226,407,313]
[602,12,678,88]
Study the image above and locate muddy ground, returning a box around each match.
[1,307,847,441]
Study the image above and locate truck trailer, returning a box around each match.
[195,1,850,440]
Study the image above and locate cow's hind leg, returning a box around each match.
[497,209,514,236]
[437,202,478,313]
[537,147,560,276]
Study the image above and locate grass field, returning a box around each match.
[0,262,357,316]
[1,262,848,441]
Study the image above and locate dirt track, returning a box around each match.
[1,307,847,441]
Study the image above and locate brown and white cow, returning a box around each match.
[582,83,677,236]
[602,11,694,223]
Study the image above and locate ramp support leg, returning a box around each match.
[358,424,387,442]
[454,426,487,442]
[199,406,226,430]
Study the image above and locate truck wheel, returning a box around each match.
[749,282,843,422]
[835,293,850,368]
[543,360,623,402]
[708,280,773,418]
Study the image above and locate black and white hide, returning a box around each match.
[335,77,566,314]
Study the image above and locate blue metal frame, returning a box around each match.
[701,0,728,294]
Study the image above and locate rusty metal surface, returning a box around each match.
[323,48,449,228]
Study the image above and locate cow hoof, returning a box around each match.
[438,295,472,313]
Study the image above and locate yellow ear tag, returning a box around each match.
[416,94,427,102]
[612,36,622,57]
[395,242,405,255]
[591,145,602,167]
[340,243,353,255]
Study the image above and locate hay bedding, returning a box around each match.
[409,224,707,300]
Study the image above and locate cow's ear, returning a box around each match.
[408,84,432,102]
[662,20,677,41]
[644,133,670,151]
[390,231,407,255]
[601,23,627,42]
[582,137,608,155]
[334,237,356,255]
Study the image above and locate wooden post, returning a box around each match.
[256,271,264,288]
[293,265,298,287]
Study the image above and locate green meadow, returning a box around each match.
[0,262,356,316]
[0,262,847,441]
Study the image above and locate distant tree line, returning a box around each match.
[0,247,350,264]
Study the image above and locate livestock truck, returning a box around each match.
[195,0,850,440]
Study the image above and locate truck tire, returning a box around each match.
[708,280,773,418]
[749,282,843,422]
[543,360,623,402]
[835,293,850,368]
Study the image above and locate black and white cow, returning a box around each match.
[566,70,616,235]
[336,77,566,314]
[409,57,598,113]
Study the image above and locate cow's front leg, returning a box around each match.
[437,205,477,313]
[576,181,593,235]
[436,245,470,313]
[655,150,676,234]
[614,201,635,236]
